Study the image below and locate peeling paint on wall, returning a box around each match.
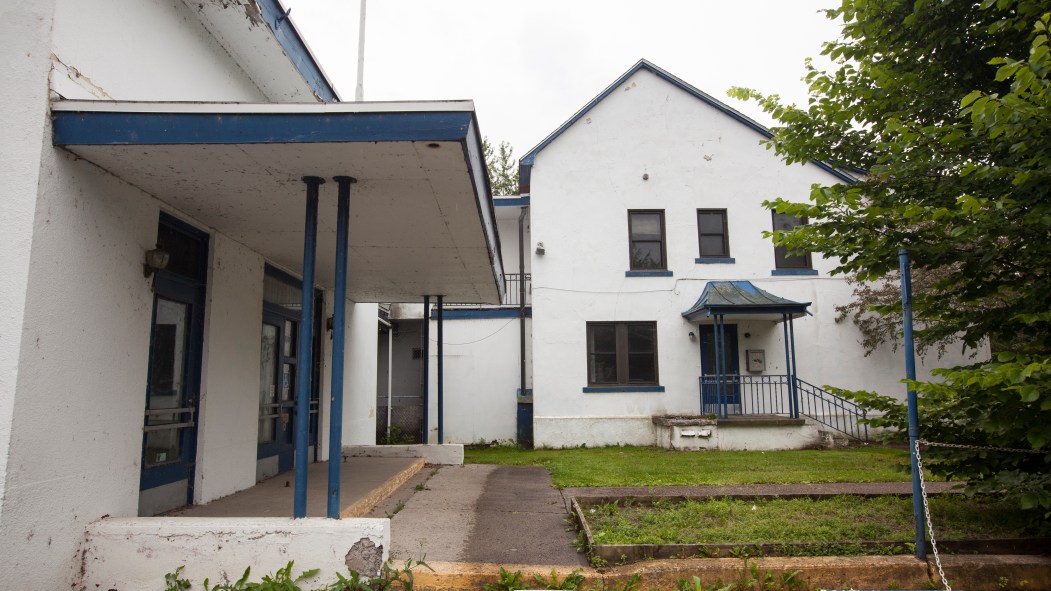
[50,54,112,99]
[345,537,384,577]
[201,0,265,28]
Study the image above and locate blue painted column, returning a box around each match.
[900,249,927,560]
[294,176,323,519]
[436,295,444,444]
[421,295,430,443]
[327,176,355,519]
[788,315,799,419]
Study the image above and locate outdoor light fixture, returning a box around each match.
[143,246,170,278]
[535,241,545,255]
[688,331,696,341]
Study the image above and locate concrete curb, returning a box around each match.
[409,555,1051,591]
[341,457,425,518]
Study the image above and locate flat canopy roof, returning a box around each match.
[52,100,504,304]
[682,281,810,322]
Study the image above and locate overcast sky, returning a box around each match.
[290,1,843,158]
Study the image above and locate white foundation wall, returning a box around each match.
[0,0,58,524]
[50,0,265,102]
[527,67,979,447]
[0,144,162,589]
[196,235,265,504]
[425,316,530,444]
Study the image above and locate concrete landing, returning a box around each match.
[170,457,422,518]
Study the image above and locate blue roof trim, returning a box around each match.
[519,59,856,191]
[494,197,530,207]
[583,385,665,393]
[431,308,530,320]
[257,0,338,101]
[695,257,736,264]
[52,111,475,146]
[771,269,819,276]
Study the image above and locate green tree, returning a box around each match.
[483,137,520,196]
[731,0,1051,527]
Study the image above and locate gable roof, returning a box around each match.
[518,59,855,192]
[681,281,810,321]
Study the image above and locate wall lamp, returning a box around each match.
[688,331,696,341]
[535,241,545,256]
[143,246,170,278]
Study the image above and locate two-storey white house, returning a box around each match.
[417,60,979,450]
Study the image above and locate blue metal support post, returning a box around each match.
[437,295,444,444]
[900,249,927,560]
[421,295,430,443]
[782,314,793,416]
[327,176,355,519]
[294,176,322,519]
[717,315,727,418]
[788,315,799,419]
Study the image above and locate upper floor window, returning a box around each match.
[586,322,659,386]
[697,209,730,259]
[772,212,812,269]
[628,210,666,270]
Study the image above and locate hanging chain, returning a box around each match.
[914,439,951,591]
[918,439,1046,454]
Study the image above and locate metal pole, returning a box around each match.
[355,0,367,101]
[386,320,392,442]
[421,295,430,443]
[789,315,799,419]
[900,249,927,560]
[782,314,792,416]
[518,207,528,410]
[327,176,354,518]
[294,176,323,518]
[436,295,444,444]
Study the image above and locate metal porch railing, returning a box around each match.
[444,272,530,307]
[700,374,869,441]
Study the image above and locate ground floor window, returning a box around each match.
[586,321,659,386]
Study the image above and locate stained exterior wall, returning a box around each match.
[526,66,982,447]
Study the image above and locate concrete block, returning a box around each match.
[79,517,389,589]
[344,444,464,465]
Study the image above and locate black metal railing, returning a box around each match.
[699,374,869,441]
[444,273,531,307]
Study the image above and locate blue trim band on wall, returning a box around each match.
[52,111,475,146]
[695,257,736,264]
[771,269,819,276]
[257,0,338,101]
[583,385,665,393]
[430,308,531,320]
[625,270,673,277]
[494,197,530,207]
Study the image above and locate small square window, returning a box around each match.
[586,322,659,386]
[697,209,730,258]
[772,212,812,269]
[628,210,666,270]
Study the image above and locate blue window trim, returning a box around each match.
[583,385,665,393]
[625,270,673,277]
[494,197,530,207]
[771,269,818,276]
[695,257,736,264]
[430,308,531,320]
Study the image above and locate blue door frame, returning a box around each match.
[699,323,741,407]
[258,304,300,473]
[140,215,208,508]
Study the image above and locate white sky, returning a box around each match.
[290,1,843,158]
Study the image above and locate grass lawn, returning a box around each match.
[465,445,917,487]
[583,495,1030,548]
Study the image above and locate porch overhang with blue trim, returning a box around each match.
[52,100,504,304]
[681,281,810,322]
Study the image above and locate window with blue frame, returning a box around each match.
[586,322,659,386]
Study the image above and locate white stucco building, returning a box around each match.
[415,60,981,450]
[1,1,502,588]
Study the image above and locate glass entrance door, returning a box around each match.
[139,215,208,516]
[257,310,298,480]
[699,324,741,409]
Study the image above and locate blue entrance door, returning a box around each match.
[139,215,208,515]
[699,324,741,411]
[258,306,299,476]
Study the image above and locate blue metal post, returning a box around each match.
[327,176,355,519]
[421,295,430,443]
[717,315,727,418]
[294,176,322,519]
[789,315,799,419]
[437,295,444,444]
[900,249,927,560]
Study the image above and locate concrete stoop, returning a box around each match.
[411,555,1051,591]
[340,457,425,518]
